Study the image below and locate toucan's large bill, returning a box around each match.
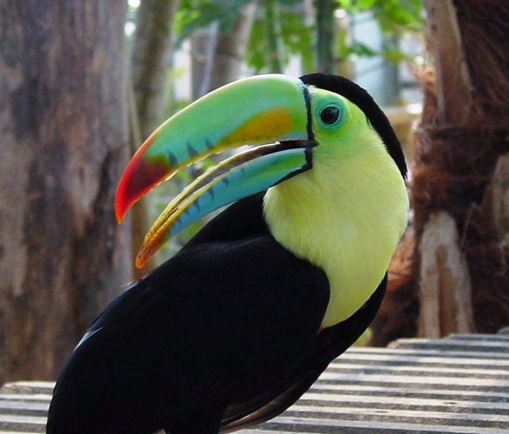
[116,75,316,268]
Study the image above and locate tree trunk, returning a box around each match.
[315,0,336,74]
[372,0,509,344]
[130,0,180,276]
[412,0,509,336]
[0,0,131,380]
[209,2,257,91]
[191,24,219,100]
[192,3,256,99]
[131,0,180,138]
[263,0,284,73]
[418,212,474,337]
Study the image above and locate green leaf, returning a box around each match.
[175,0,253,46]
[246,2,314,73]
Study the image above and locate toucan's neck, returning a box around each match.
[263,133,408,328]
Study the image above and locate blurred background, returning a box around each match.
[0,0,508,383]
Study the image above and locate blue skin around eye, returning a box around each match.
[168,148,308,238]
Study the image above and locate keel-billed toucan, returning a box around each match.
[47,74,408,434]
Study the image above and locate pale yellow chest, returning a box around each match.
[263,145,408,328]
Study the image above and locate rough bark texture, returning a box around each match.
[418,212,474,337]
[414,0,509,334]
[131,0,180,138]
[263,0,284,73]
[209,3,257,91]
[314,0,335,74]
[0,0,131,380]
[191,24,219,100]
[192,4,256,99]
[373,0,509,344]
[489,154,509,247]
[425,0,472,125]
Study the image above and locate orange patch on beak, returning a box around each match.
[219,108,294,148]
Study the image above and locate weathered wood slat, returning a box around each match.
[328,362,509,378]
[0,414,46,432]
[298,393,509,414]
[309,383,509,402]
[245,417,509,434]
[0,402,48,417]
[282,404,509,425]
[333,349,509,368]
[318,371,509,390]
[2,333,509,433]
[447,333,509,342]
[390,338,509,353]
[349,346,509,360]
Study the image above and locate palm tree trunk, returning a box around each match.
[414,0,509,335]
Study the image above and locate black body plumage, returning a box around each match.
[47,193,385,434]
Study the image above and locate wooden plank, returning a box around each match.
[0,401,48,417]
[390,338,509,353]
[0,395,51,403]
[3,336,509,433]
[328,362,509,378]
[309,383,509,402]
[349,346,509,360]
[245,417,509,434]
[448,333,509,342]
[298,392,509,414]
[0,431,43,434]
[329,353,509,372]
[280,404,509,426]
[0,415,46,433]
[333,351,509,369]
[0,384,53,395]
[317,372,509,392]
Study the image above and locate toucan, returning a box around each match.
[47,74,408,434]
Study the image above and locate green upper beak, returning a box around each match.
[115,74,315,268]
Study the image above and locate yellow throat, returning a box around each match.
[263,122,409,328]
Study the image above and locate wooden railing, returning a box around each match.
[1,329,509,433]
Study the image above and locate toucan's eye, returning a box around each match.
[319,105,341,126]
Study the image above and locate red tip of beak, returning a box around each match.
[115,151,171,223]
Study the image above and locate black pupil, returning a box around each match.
[320,106,340,125]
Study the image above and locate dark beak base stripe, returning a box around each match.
[302,84,314,142]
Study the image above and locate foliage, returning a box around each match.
[247,4,314,73]
[340,0,423,33]
[175,0,252,45]
[338,0,423,68]
[174,0,423,73]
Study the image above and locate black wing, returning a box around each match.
[76,193,270,343]
[47,194,330,434]
[221,275,386,432]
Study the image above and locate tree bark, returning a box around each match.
[192,3,256,99]
[489,154,509,247]
[410,0,509,336]
[373,0,509,344]
[131,0,180,138]
[315,0,336,74]
[263,0,284,73]
[191,24,219,100]
[418,212,474,337]
[424,0,472,124]
[209,3,257,91]
[0,0,131,380]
